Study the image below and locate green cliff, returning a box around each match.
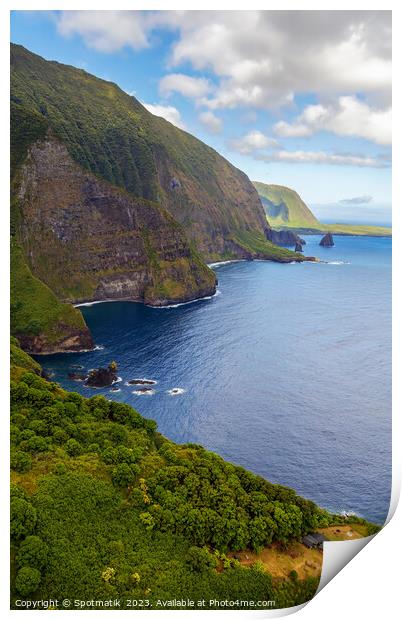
[253,182,320,229]
[11,44,302,353]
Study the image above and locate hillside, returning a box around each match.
[254,182,391,237]
[10,339,378,609]
[10,44,295,260]
[10,44,302,353]
[253,183,320,229]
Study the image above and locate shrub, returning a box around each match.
[65,438,82,456]
[112,463,140,487]
[139,512,155,530]
[15,566,41,596]
[11,450,32,473]
[101,567,116,583]
[52,427,69,444]
[25,435,49,453]
[130,572,141,584]
[19,429,35,442]
[17,536,49,570]
[54,463,68,475]
[10,498,37,540]
[28,419,48,436]
[186,546,218,573]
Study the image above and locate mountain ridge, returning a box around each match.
[10,44,304,353]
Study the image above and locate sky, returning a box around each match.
[10,10,392,224]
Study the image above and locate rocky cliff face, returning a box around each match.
[11,44,280,263]
[266,229,305,247]
[17,137,216,307]
[10,44,302,354]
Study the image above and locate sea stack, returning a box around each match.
[85,361,118,387]
[319,233,334,247]
[295,241,304,252]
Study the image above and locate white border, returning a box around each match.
[2,2,400,619]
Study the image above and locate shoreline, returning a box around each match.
[74,289,221,310]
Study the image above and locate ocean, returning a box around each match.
[39,235,392,524]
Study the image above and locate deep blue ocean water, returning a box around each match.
[39,235,392,524]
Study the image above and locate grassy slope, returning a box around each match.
[254,182,320,229]
[254,182,391,237]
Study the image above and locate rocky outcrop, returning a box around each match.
[85,363,118,388]
[319,233,335,247]
[295,242,304,252]
[16,330,94,356]
[266,228,305,248]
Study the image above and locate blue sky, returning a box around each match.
[11,10,392,224]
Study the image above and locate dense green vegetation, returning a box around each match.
[10,341,335,608]
[254,182,392,237]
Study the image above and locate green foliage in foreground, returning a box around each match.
[10,350,329,609]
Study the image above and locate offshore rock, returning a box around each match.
[85,362,118,388]
[319,233,335,247]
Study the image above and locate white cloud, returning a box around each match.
[198,111,222,135]
[159,73,212,99]
[142,102,185,129]
[339,195,373,204]
[256,150,388,168]
[54,11,391,107]
[167,11,391,110]
[56,10,150,52]
[228,129,389,167]
[274,97,391,145]
[229,130,279,154]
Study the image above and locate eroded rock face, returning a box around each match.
[295,242,304,252]
[319,233,335,247]
[17,138,216,307]
[266,229,305,248]
[17,330,94,355]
